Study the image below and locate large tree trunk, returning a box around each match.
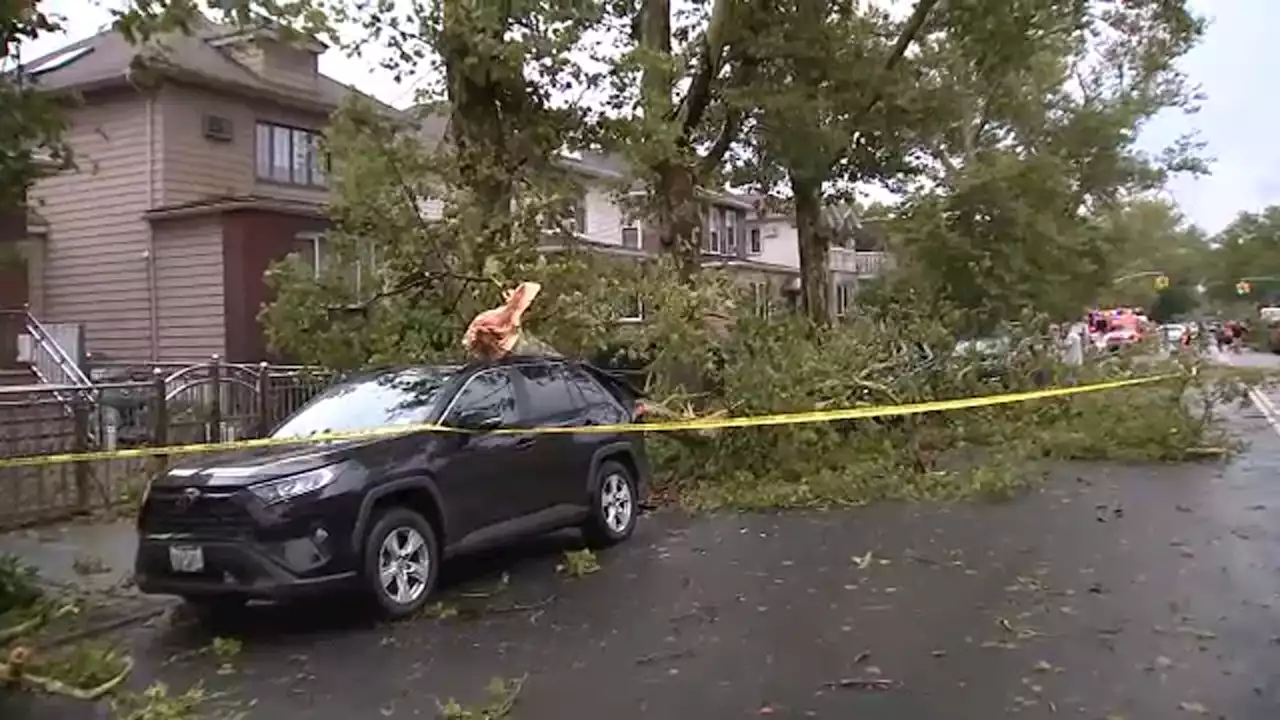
[640,0,701,279]
[639,0,738,280]
[792,173,829,324]
[441,0,520,263]
[655,163,703,279]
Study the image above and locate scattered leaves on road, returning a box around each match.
[438,675,527,720]
[557,549,600,577]
[110,682,211,720]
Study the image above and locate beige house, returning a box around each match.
[4,18,356,367]
[537,152,892,320]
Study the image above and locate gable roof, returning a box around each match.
[406,105,752,207]
[19,16,364,113]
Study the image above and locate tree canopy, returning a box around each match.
[3,0,1220,337]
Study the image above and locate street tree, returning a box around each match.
[1095,197,1209,311]
[887,0,1207,330]
[0,1,73,225]
[599,0,773,279]
[733,0,938,324]
[1204,206,1280,307]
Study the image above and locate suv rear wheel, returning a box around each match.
[363,508,439,618]
[582,460,638,548]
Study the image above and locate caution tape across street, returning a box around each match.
[0,373,1179,469]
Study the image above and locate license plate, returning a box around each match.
[168,545,204,573]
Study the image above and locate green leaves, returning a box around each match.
[883,0,1207,329]
[0,4,74,216]
[1203,207,1280,307]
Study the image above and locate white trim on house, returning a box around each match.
[618,295,644,324]
[621,212,641,250]
[294,230,324,279]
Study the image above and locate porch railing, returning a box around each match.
[830,249,893,277]
[17,313,90,390]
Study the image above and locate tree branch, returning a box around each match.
[358,269,495,310]
[698,110,740,178]
[697,40,761,177]
[676,0,732,138]
[862,0,940,115]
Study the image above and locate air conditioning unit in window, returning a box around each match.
[202,115,234,142]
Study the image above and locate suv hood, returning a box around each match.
[153,439,368,488]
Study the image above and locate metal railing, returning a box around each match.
[829,249,893,277]
[0,358,332,529]
[8,309,90,389]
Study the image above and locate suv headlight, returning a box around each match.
[250,466,340,505]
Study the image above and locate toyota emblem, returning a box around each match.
[174,487,202,511]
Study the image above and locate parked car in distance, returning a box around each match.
[134,357,651,618]
[953,337,1014,382]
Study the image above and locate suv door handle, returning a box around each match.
[513,436,536,450]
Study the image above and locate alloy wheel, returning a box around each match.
[378,526,431,606]
[600,472,634,535]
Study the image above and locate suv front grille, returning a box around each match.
[141,488,254,536]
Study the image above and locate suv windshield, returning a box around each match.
[272,367,460,439]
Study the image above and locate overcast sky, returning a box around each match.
[18,0,1267,235]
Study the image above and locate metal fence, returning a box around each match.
[0,359,332,529]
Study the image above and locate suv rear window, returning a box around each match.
[568,365,617,409]
[513,363,578,422]
[574,364,641,408]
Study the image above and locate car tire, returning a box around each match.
[363,507,439,619]
[582,460,639,548]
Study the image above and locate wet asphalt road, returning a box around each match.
[7,404,1280,718]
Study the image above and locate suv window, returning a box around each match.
[443,369,518,427]
[566,365,628,424]
[513,363,579,423]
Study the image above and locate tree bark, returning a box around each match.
[441,0,522,261]
[793,173,829,324]
[640,0,739,280]
[788,0,940,322]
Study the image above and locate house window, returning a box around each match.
[293,232,324,279]
[749,227,762,255]
[256,121,327,187]
[293,232,377,297]
[619,295,644,324]
[621,215,641,249]
[835,281,855,317]
[751,281,770,318]
[725,210,737,254]
[570,196,588,235]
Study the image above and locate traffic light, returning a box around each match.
[1237,280,1252,296]
[1154,275,1169,290]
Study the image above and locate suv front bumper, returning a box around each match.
[134,536,358,600]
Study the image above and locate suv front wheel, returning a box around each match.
[582,460,639,548]
[363,508,439,618]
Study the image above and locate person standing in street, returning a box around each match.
[1062,322,1084,384]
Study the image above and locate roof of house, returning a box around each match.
[407,106,752,206]
[20,16,362,112]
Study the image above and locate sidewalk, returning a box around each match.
[1,519,138,594]
[0,518,174,647]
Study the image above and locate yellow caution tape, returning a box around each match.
[0,373,1178,469]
